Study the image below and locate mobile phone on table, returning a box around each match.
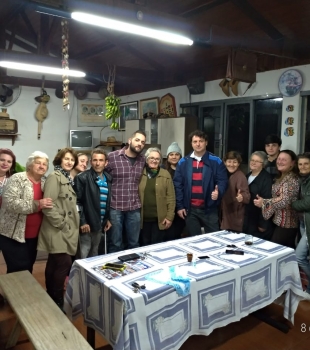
[225,249,244,255]
[101,263,126,271]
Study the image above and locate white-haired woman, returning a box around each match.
[0,151,52,273]
[243,151,274,240]
[138,147,175,245]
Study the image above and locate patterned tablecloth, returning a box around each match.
[64,231,304,350]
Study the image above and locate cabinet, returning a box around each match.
[125,116,198,157]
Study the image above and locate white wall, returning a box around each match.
[1,88,120,171]
[2,63,309,169]
[121,64,310,153]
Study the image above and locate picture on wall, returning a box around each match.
[77,99,107,127]
[118,101,139,131]
[140,97,159,118]
[159,93,177,117]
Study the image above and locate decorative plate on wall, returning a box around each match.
[278,69,303,97]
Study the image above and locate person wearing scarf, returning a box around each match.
[138,147,175,246]
[38,148,79,310]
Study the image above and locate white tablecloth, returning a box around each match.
[64,231,304,350]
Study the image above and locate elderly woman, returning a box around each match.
[220,151,250,232]
[38,147,79,308]
[70,152,89,178]
[0,151,51,273]
[243,151,273,240]
[139,147,175,246]
[254,150,299,248]
[0,148,16,208]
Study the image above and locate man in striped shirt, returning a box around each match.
[74,149,112,258]
[106,130,146,253]
[174,130,228,236]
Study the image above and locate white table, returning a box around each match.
[64,231,304,350]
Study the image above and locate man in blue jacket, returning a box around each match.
[173,130,228,236]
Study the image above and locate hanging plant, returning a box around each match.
[105,94,121,130]
[104,64,121,130]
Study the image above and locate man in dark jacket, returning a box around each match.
[173,130,228,236]
[74,149,112,258]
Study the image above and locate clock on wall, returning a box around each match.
[278,69,303,97]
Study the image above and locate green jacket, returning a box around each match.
[139,168,175,230]
[292,174,310,256]
[37,171,79,255]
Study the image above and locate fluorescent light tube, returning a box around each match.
[0,61,86,77]
[72,12,193,46]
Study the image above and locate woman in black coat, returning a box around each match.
[243,151,274,240]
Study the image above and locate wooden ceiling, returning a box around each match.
[0,0,310,96]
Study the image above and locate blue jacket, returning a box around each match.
[173,151,228,213]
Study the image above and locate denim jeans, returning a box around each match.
[108,208,141,253]
[185,207,219,237]
[296,233,310,294]
[78,231,102,259]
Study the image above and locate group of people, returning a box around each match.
[0,128,310,308]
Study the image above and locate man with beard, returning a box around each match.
[106,130,146,252]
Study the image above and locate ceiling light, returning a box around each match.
[0,61,86,77]
[71,12,193,46]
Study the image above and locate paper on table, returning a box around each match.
[254,241,280,250]
[189,240,222,249]
[222,233,244,240]
[220,253,258,262]
[188,262,223,273]
[150,248,184,259]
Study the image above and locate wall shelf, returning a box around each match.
[0,134,20,146]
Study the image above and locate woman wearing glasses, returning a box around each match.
[254,150,299,248]
[139,147,175,246]
[243,151,274,240]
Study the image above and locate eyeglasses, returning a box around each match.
[250,160,263,164]
[148,157,160,162]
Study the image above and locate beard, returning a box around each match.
[129,143,143,155]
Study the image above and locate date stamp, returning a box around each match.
[301,323,310,332]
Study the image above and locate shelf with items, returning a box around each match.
[0,133,20,146]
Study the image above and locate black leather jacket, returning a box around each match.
[74,168,112,232]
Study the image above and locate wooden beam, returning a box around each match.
[38,13,49,54]
[177,0,229,18]
[0,3,25,26]
[19,9,38,45]
[230,0,284,41]
[0,50,179,82]
[5,32,37,54]
[74,42,115,60]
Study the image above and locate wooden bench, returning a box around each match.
[0,270,93,349]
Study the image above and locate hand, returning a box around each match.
[162,218,172,229]
[80,224,91,233]
[177,209,187,220]
[211,185,219,201]
[258,227,266,232]
[253,194,263,208]
[39,198,53,209]
[103,220,112,232]
[236,189,243,203]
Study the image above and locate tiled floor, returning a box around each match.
[1,253,310,349]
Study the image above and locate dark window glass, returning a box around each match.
[252,99,282,152]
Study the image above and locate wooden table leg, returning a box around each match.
[87,326,96,348]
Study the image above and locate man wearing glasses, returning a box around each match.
[174,130,228,236]
[106,130,146,252]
